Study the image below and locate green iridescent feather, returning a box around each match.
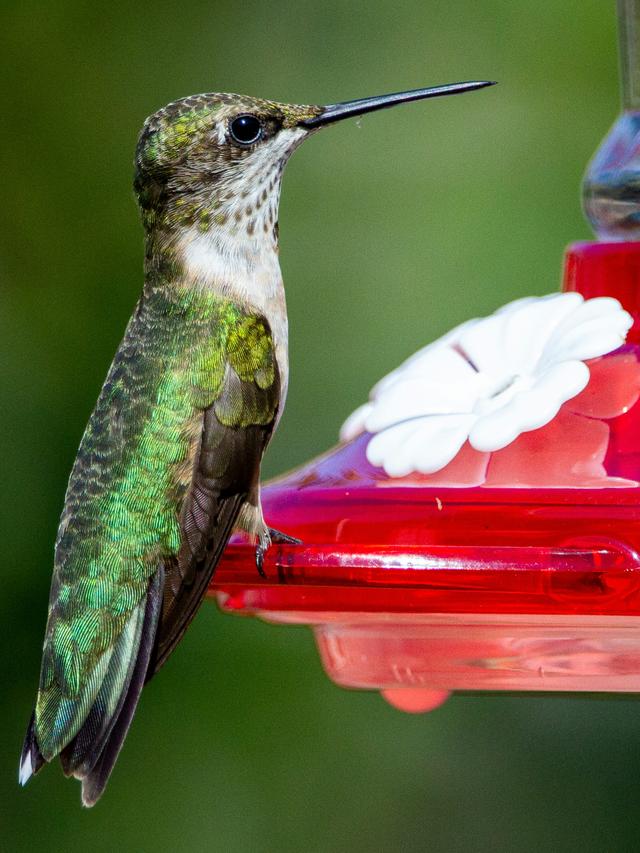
[34,284,278,761]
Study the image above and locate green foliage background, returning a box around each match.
[2,1,639,850]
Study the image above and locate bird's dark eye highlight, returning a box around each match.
[229,114,263,145]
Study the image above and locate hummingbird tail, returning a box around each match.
[61,566,164,807]
[18,712,45,786]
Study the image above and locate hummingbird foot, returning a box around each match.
[255,528,302,578]
[268,528,302,545]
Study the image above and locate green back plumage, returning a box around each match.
[35,284,278,760]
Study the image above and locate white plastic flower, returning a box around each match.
[340,293,633,478]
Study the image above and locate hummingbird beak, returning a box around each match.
[300,81,496,128]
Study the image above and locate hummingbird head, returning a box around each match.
[134,93,322,241]
[134,82,494,286]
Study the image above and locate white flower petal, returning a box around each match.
[371,330,480,398]
[539,305,632,365]
[551,296,623,334]
[544,327,628,365]
[340,402,373,442]
[457,292,582,376]
[366,376,483,434]
[533,360,590,400]
[401,317,482,362]
[393,344,480,385]
[363,348,483,433]
[470,394,551,453]
[469,404,524,453]
[454,313,507,375]
[366,421,430,477]
[409,415,476,473]
[494,295,551,315]
[366,415,475,477]
[469,361,589,452]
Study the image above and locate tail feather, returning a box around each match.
[19,712,45,786]
[20,566,163,807]
[79,565,163,807]
[59,588,149,778]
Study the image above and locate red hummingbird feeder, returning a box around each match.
[209,1,640,713]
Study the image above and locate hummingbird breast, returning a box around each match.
[178,217,290,411]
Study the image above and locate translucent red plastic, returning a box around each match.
[210,241,640,707]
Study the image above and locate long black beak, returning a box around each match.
[301,81,496,128]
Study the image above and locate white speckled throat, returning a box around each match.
[177,126,308,407]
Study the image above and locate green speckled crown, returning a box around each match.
[134,93,321,251]
[134,93,320,220]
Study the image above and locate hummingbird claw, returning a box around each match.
[255,542,268,578]
[254,528,302,578]
[267,528,302,546]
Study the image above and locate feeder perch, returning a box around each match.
[210,1,640,712]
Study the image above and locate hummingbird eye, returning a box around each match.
[229,114,263,145]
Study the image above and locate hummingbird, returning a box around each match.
[19,79,494,806]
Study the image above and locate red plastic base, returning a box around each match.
[211,241,640,710]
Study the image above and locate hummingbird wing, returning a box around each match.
[21,293,280,805]
[149,323,281,675]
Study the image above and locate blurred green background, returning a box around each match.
[2,0,639,850]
